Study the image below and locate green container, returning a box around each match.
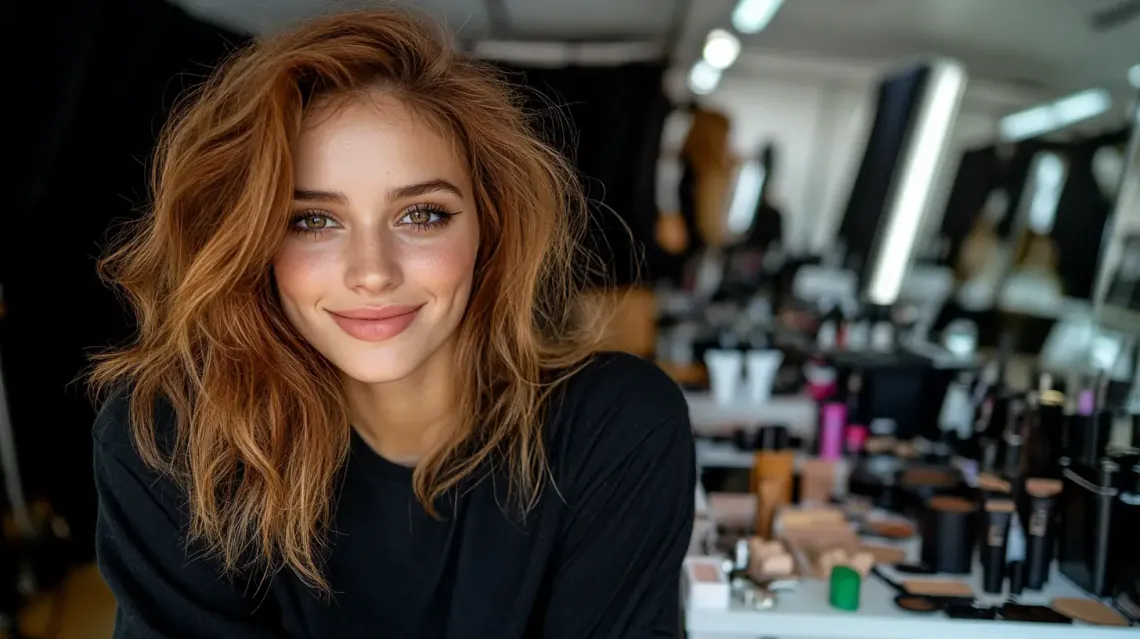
[829,565,862,611]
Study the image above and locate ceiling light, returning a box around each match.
[702,29,741,70]
[1129,63,1140,89]
[732,0,785,34]
[999,88,1113,142]
[688,61,723,95]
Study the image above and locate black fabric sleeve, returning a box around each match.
[93,393,280,639]
[542,356,696,638]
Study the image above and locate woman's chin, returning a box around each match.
[337,358,423,385]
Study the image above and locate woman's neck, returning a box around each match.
[342,338,460,465]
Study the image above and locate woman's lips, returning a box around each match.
[327,305,423,341]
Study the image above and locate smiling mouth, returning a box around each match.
[327,305,423,342]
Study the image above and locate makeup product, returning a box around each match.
[817,318,838,351]
[1007,561,1025,597]
[859,544,907,566]
[1050,598,1130,626]
[1059,458,1119,596]
[999,603,1072,624]
[704,349,743,404]
[977,472,1012,495]
[920,496,977,575]
[751,425,795,516]
[1001,397,1027,479]
[1029,389,1066,478]
[746,537,796,580]
[902,579,974,598]
[818,402,846,461]
[864,519,915,540]
[1024,478,1063,590]
[829,565,862,611]
[744,349,782,403]
[1078,389,1096,416]
[870,319,894,352]
[845,424,868,455]
[945,603,998,620]
[894,594,939,613]
[894,563,936,575]
[684,557,731,609]
[982,499,1015,594]
[800,459,836,504]
[753,478,786,538]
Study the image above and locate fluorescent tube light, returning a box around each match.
[732,0,785,34]
[866,61,968,306]
[999,88,1112,142]
[703,29,741,70]
[726,161,766,236]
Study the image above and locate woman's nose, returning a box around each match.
[344,230,403,295]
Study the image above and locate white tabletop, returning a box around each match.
[686,560,1134,638]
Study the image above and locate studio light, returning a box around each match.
[689,60,723,95]
[702,29,741,70]
[732,0,785,34]
[866,61,968,306]
[999,88,1113,142]
[1129,63,1140,89]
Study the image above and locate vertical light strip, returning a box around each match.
[866,61,968,306]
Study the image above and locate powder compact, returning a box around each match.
[894,594,939,614]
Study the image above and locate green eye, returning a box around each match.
[398,204,456,229]
[290,212,340,234]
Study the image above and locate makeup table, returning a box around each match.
[685,560,1133,638]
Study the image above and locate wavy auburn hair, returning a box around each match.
[91,9,602,589]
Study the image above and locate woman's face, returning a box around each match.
[274,94,480,384]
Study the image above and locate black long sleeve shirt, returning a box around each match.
[93,352,695,638]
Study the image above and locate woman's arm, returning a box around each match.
[542,356,696,638]
[93,395,280,639]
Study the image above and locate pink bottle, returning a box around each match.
[818,403,847,461]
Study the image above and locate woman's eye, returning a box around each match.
[398,205,455,229]
[407,208,433,225]
[291,213,339,233]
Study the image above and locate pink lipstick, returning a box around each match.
[328,304,422,341]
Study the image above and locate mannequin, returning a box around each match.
[679,106,736,254]
[955,190,1011,312]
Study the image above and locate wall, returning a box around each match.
[667,51,1044,253]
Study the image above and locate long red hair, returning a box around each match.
[91,9,601,589]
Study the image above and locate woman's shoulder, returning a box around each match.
[547,352,691,469]
[559,352,687,417]
[92,387,179,460]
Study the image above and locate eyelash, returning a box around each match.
[288,204,457,236]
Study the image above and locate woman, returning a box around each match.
[91,10,694,638]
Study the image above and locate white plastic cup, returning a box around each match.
[704,349,744,404]
[745,350,783,403]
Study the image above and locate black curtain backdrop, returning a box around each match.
[7,1,667,560]
[937,131,1124,299]
[499,62,672,286]
[937,146,1001,267]
[7,0,247,558]
[1051,137,1121,300]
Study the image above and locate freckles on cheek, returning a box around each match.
[408,235,478,288]
[273,243,338,299]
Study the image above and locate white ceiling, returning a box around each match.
[175,0,1138,97]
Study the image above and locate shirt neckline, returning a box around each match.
[349,428,416,482]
